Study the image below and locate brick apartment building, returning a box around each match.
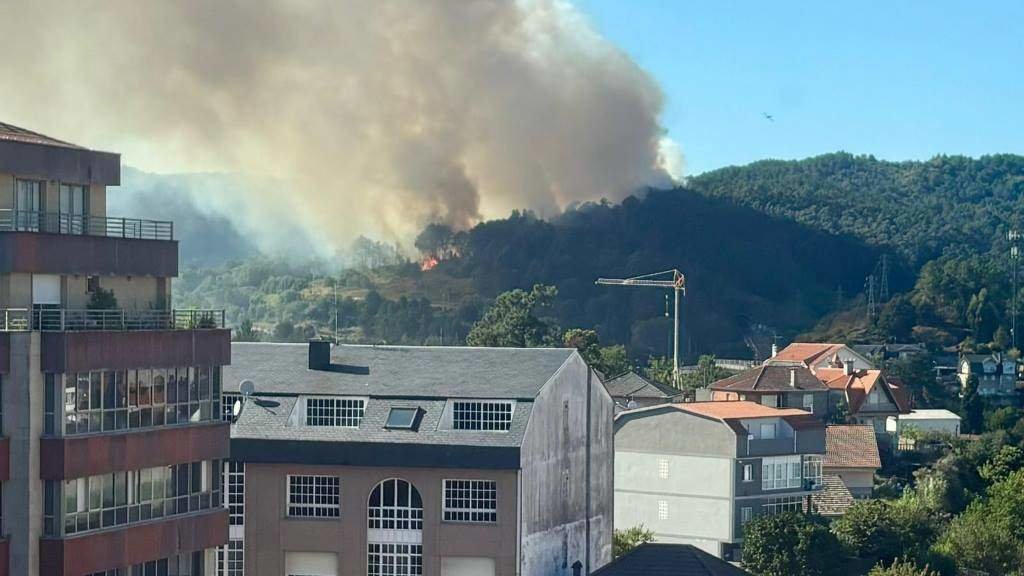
[0,122,230,575]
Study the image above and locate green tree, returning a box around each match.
[867,559,941,576]
[644,355,677,389]
[678,355,734,391]
[233,318,260,342]
[832,500,903,562]
[86,287,119,310]
[932,470,1024,574]
[272,320,296,342]
[878,295,917,340]
[979,445,1024,484]
[829,397,851,425]
[563,328,631,377]
[742,511,841,576]
[466,285,560,348]
[960,374,985,433]
[985,406,1022,433]
[613,525,654,559]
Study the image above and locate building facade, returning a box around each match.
[709,362,830,418]
[614,402,825,562]
[0,122,230,575]
[225,342,613,576]
[959,353,1019,403]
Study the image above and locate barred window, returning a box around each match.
[225,461,245,526]
[763,495,804,516]
[452,400,513,431]
[658,500,669,520]
[218,539,244,576]
[305,397,365,427]
[741,506,753,525]
[658,458,670,479]
[443,480,497,523]
[287,475,340,518]
[367,543,422,576]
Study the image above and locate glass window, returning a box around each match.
[443,479,497,523]
[452,400,513,431]
[759,423,777,439]
[305,397,365,427]
[287,475,340,518]
[385,407,418,429]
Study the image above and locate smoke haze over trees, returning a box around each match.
[1,0,681,250]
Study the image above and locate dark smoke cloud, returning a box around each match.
[0,0,681,252]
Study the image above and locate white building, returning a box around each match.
[886,409,962,437]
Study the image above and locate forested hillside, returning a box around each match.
[176,153,1024,359]
[691,153,1024,349]
[177,188,880,358]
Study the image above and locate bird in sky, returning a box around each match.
[763,112,774,122]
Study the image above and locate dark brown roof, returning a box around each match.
[823,425,881,469]
[592,543,750,576]
[0,121,82,149]
[605,372,683,399]
[711,363,827,392]
[810,474,856,516]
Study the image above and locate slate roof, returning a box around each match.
[605,371,682,399]
[823,425,881,469]
[228,343,577,451]
[592,543,750,576]
[0,121,82,149]
[226,343,575,400]
[810,474,856,516]
[710,362,827,392]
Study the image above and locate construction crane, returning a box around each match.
[596,269,686,382]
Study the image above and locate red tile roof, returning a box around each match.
[816,368,910,414]
[823,425,881,469]
[675,401,812,421]
[773,343,847,366]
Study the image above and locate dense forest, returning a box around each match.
[175,153,1024,360]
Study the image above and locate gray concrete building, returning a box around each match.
[0,122,230,575]
[614,401,825,562]
[225,342,613,576]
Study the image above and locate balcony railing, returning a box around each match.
[0,308,224,331]
[0,210,173,241]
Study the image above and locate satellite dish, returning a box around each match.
[232,399,242,417]
[626,399,638,410]
[239,379,256,397]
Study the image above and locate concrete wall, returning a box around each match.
[519,353,614,575]
[615,450,733,555]
[7,332,43,575]
[614,410,738,556]
[243,464,519,576]
[0,174,11,210]
[826,467,874,497]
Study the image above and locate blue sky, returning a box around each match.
[574,1,1024,175]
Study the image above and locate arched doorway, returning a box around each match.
[367,478,423,575]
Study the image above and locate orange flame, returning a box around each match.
[420,256,439,271]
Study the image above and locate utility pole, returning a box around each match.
[1011,230,1021,350]
[865,274,877,321]
[879,254,890,302]
[596,269,686,383]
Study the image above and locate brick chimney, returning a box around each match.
[844,358,854,376]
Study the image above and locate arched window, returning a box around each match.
[367,479,423,575]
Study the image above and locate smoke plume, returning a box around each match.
[0,0,681,251]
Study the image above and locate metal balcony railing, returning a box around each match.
[0,210,173,241]
[0,308,224,331]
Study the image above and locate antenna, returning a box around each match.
[239,379,256,397]
[1011,230,1021,350]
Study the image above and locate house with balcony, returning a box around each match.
[814,364,911,436]
[0,122,230,575]
[614,401,825,562]
[709,361,830,419]
[225,341,613,576]
[959,353,1019,404]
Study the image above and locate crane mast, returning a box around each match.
[596,269,686,383]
